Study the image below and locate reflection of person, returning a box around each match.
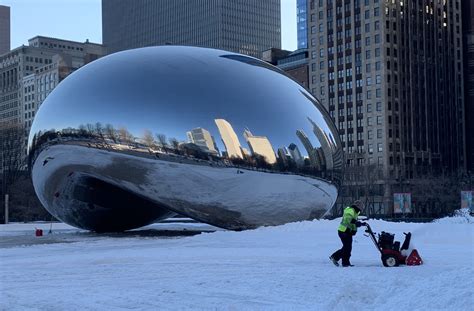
[329,200,365,267]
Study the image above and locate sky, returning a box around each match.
[2,0,297,51]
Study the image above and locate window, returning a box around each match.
[367,117,373,126]
[366,77,372,86]
[375,48,380,57]
[368,130,373,139]
[377,143,383,152]
[374,34,380,44]
[377,129,382,138]
[376,116,382,125]
[367,103,372,112]
[376,102,382,111]
[367,90,372,99]
[376,75,381,84]
[368,143,374,154]
[366,63,371,72]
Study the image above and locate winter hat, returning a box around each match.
[352,200,364,212]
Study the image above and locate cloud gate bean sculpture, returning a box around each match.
[28,46,344,232]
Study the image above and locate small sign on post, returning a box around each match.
[461,191,473,214]
[5,194,9,224]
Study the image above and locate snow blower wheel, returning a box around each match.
[382,254,398,267]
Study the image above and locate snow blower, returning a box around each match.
[363,223,423,267]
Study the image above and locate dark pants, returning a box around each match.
[331,230,353,266]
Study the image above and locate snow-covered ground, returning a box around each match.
[1,213,473,311]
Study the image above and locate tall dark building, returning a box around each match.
[0,5,10,54]
[308,0,465,212]
[102,0,281,58]
[463,0,474,173]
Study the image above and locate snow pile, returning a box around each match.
[1,218,473,310]
[434,208,474,224]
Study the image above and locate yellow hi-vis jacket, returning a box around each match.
[338,206,360,233]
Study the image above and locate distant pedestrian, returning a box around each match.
[329,200,366,267]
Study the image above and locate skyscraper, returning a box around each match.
[215,119,243,159]
[308,1,465,183]
[462,0,474,172]
[102,0,281,58]
[243,129,277,164]
[0,5,10,54]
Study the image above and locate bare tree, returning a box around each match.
[1,123,27,223]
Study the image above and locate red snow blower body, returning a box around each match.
[364,223,423,267]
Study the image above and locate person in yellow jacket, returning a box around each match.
[329,200,366,267]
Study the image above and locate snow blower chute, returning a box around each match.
[363,223,423,267]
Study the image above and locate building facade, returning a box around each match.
[1,37,106,172]
[1,36,105,126]
[463,0,474,173]
[307,0,465,212]
[0,5,10,55]
[102,0,281,58]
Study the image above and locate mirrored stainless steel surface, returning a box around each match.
[28,46,343,232]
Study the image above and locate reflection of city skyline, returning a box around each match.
[33,114,340,177]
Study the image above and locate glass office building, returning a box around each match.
[297,0,308,49]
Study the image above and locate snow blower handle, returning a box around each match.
[364,223,383,254]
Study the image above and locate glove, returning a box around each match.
[356,221,365,227]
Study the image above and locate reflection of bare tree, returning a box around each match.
[95,122,104,141]
[156,134,167,148]
[118,127,134,146]
[78,124,88,137]
[104,124,118,143]
[142,130,156,149]
[86,123,95,137]
[169,137,180,151]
